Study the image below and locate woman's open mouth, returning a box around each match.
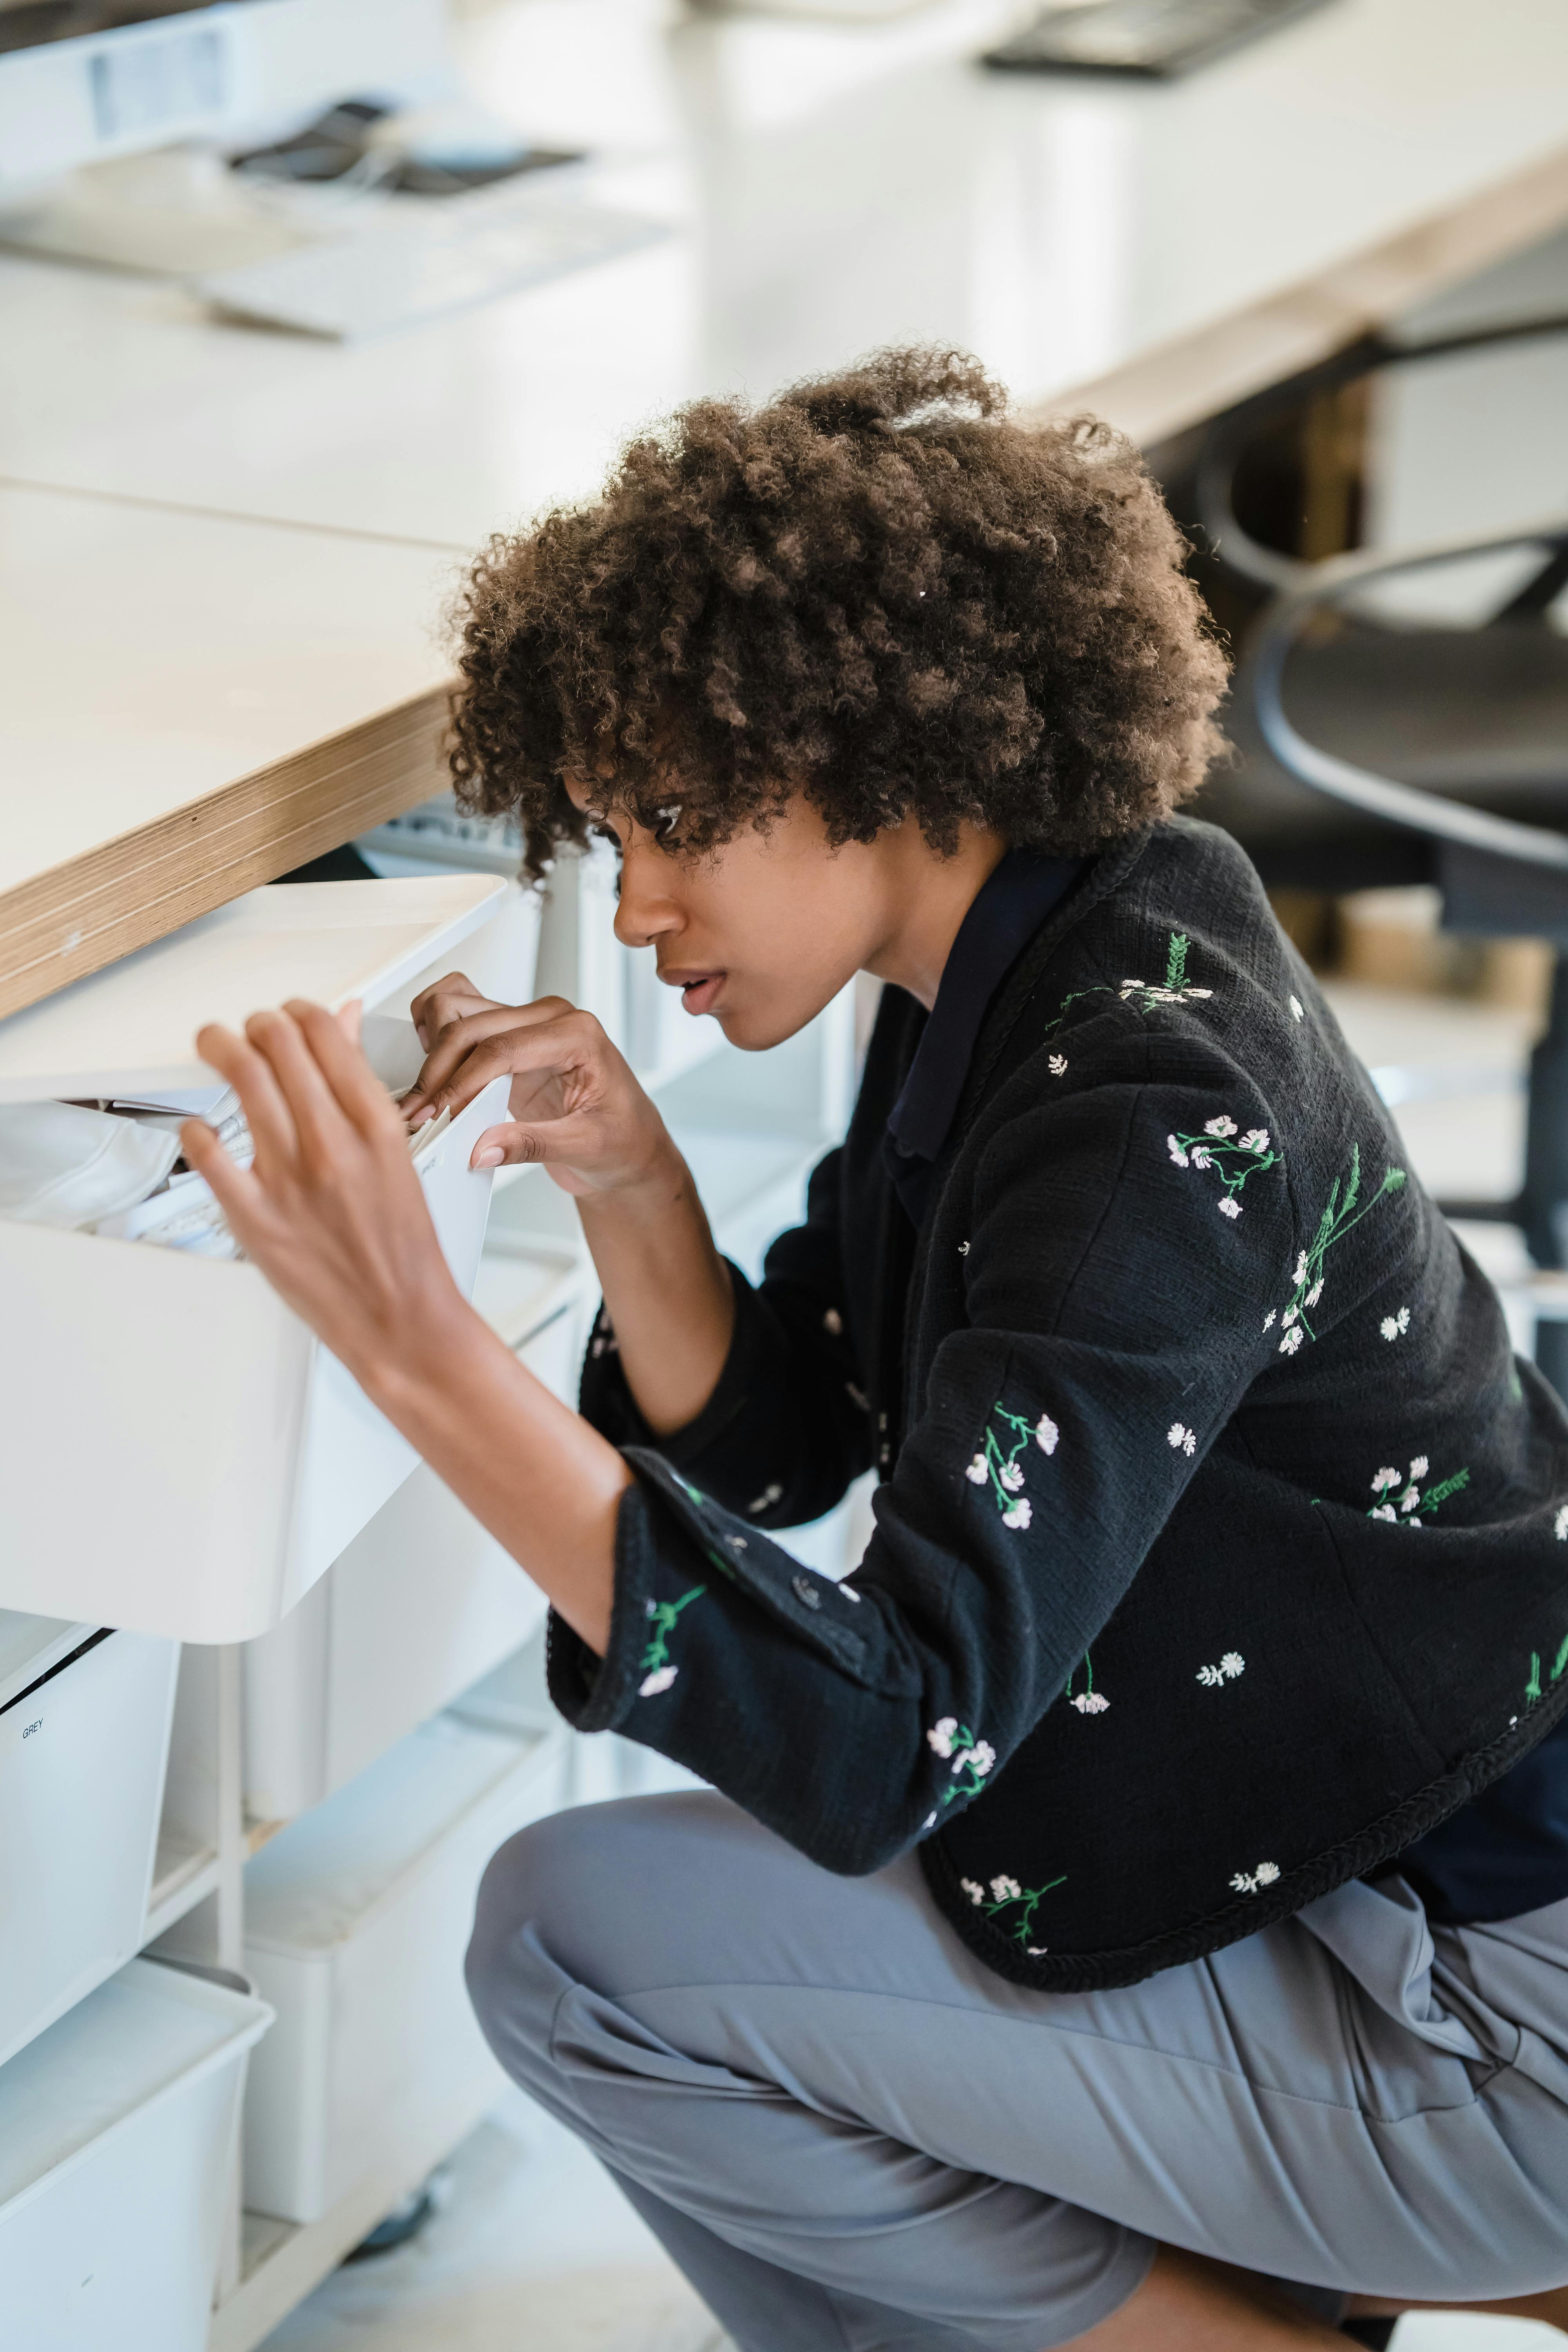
[660,969,725,1018]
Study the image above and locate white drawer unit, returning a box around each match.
[0,1613,179,2069]
[241,1710,567,2223]
[241,1202,590,1822]
[0,877,513,1643]
[241,1467,551,1823]
[0,1956,271,2352]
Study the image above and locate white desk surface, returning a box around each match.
[4,0,1568,548]
[3,0,1568,1011]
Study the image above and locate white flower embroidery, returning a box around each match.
[1411,1456,1429,1480]
[1168,1422,1197,1455]
[965,1454,989,1485]
[1197,1652,1245,1686]
[1048,1054,1068,1076]
[822,1307,842,1336]
[1279,1327,1303,1355]
[926,1717,959,1759]
[1002,1499,1032,1530]
[1167,1134,1190,1168]
[1071,1690,1111,1713]
[958,1240,969,1255]
[746,1483,783,1515]
[1190,1144,1213,1169]
[960,1740,996,1778]
[1230,1861,1281,1895]
[1035,1413,1059,1454]
[1289,995,1305,1020]
[1371,1468,1401,1494]
[1305,1280,1323,1307]
[1370,1503,1397,1522]
[1293,1252,1309,1286]
[1026,1945,1051,1956]
[1556,1503,1568,1542]
[1217,1195,1243,1220]
[1205,1116,1238,1138]
[990,1875,1022,1903]
[922,1812,937,1830]
[1262,1310,1276,1332]
[999,1461,1024,1493]
[846,1382,869,1411]
[639,1666,678,1698]
[1238,1128,1271,1154]
[1381,1306,1411,1341]
[961,1878,986,1906]
[1400,1486,1422,1514]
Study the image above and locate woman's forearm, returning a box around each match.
[366,1294,631,1656]
[575,1135,737,1437]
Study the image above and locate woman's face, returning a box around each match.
[568,788,894,1052]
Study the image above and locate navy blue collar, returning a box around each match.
[882,848,1087,1228]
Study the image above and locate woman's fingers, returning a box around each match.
[409,971,487,1050]
[194,1020,302,1174]
[468,1113,598,1168]
[243,1005,356,1172]
[404,995,576,1115]
[179,1114,271,1250]
[407,1005,598,1124]
[283,998,402,1142]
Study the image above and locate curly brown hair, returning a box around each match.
[448,348,1227,880]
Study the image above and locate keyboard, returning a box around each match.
[195,179,670,341]
[982,0,1335,78]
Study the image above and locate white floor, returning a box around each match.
[262,983,1561,2352]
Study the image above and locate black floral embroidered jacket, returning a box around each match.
[549,818,1568,1990]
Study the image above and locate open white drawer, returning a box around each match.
[0,878,511,1645]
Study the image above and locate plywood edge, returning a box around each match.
[1028,142,1568,448]
[0,683,456,1023]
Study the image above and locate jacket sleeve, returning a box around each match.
[552,1049,1298,1875]
[577,1145,875,1528]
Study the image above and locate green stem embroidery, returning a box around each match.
[964,1873,1067,1953]
[1040,928,1214,1045]
[927,1717,998,1805]
[1270,1147,1407,1349]
[638,1584,706,1696]
[1366,1458,1470,1526]
[966,1402,1056,1528]
[1167,1122,1281,1215]
[1525,1633,1568,1704]
[1065,1652,1109,1713]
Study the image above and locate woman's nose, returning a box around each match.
[614,869,684,952]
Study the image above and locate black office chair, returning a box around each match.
[1213,519,1568,1388]
[1181,319,1568,1387]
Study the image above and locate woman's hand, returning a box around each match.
[184,993,628,1656]
[401,973,674,1199]
[181,999,471,1394]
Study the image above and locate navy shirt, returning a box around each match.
[884,844,1568,1931]
[882,848,1087,1228]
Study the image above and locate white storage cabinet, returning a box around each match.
[0,877,512,1643]
[0,1613,179,2068]
[0,1956,271,2352]
[241,1708,567,2223]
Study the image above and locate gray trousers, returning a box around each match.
[465,1791,1568,2352]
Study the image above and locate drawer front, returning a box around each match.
[0,1632,179,2069]
[0,1078,509,1644]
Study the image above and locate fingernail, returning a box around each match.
[407,1106,432,1127]
[473,1146,505,1168]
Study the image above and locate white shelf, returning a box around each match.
[143,1832,221,1950]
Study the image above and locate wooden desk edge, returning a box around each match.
[1024,143,1568,448]
[0,682,455,1022]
